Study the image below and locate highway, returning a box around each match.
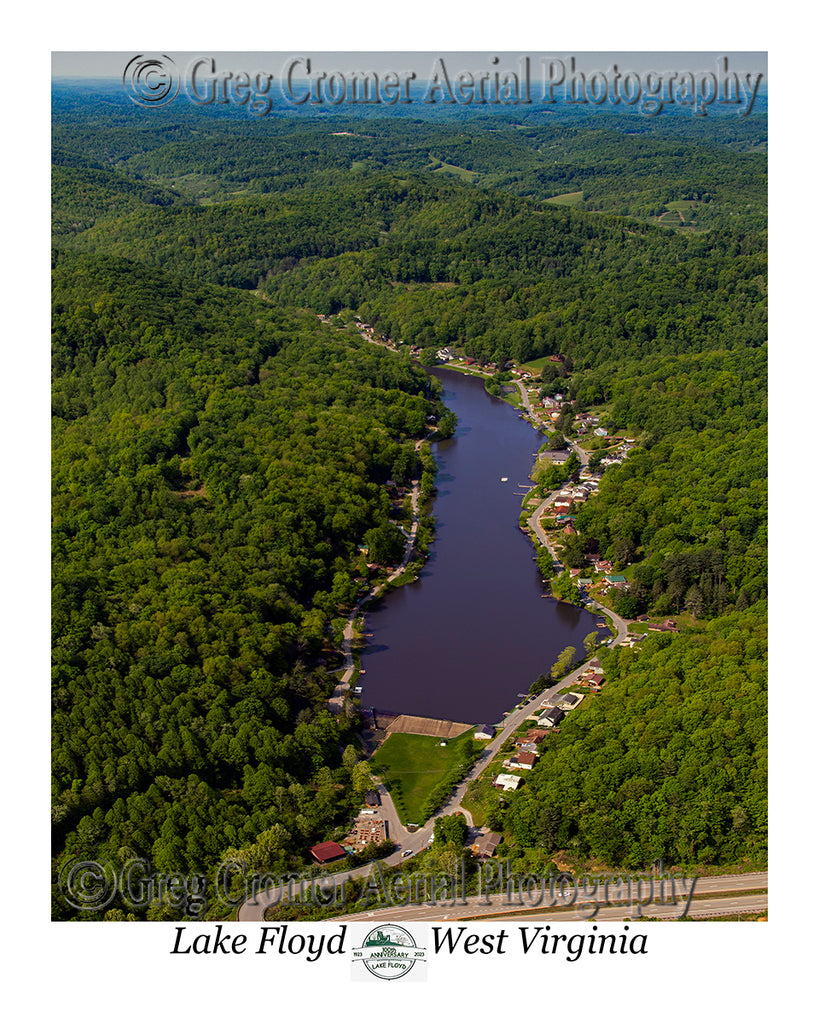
[322,871,768,923]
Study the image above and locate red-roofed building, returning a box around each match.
[309,841,347,865]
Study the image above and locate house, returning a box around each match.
[558,693,584,711]
[604,574,627,586]
[515,730,548,750]
[364,789,381,807]
[538,708,565,728]
[503,752,537,771]
[474,724,496,740]
[587,673,605,689]
[493,773,522,792]
[309,841,348,865]
[471,831,502,858]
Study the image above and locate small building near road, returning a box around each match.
[474,724,496,740]
[308,841,348,865]
[538,707,565,729]
[516,728,549,746]
[493,773,522,792]
[471,832,502,858]
[364,789,381,807]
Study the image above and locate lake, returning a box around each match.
[359,368,599,725]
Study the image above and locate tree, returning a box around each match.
[433,814,468,848]
[583,631,599,656]
[342,744,359,772]
[614,590,642,618]
[536,547,555,579]
[351,761,375,797]
[550,646,577,680]
[613,537,636,568]
[685,583,705,619]
[363,524,405,565]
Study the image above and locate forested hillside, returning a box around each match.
[52,88,767,916]
[508,607,767,867]
[52,251,439,917]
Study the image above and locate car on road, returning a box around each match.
[401,850,413,858]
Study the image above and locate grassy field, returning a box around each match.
[520,355,557,372]
[544,190,584,206]
[431,161,478,183]
[370,728,474,826]
[657,200,701,229]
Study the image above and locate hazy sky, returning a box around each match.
[52,50,767,80]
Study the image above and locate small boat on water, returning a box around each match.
[501,477,508,482]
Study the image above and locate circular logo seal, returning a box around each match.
[354,925,425,981]
[122,54,180,107]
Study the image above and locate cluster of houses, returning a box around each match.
[490,680,592,794]
[550,477,600,519]
[573,411,601,434]
[541,395,565,422]
[567,564,628,595]
[596,440,638,469]
[492,726,550,791]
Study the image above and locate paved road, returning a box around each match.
[526,494,629,647]
[324,872,768,924]
[328,892,768,924]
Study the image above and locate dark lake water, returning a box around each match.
[359,368,599,726]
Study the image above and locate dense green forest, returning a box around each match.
[507,607,767,867]
[52,85,766,917]
[52,251,440,918]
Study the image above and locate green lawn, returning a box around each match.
[544,190,584,206]
[520,355,556,372]
[369,729,474,826]
[432,162,478,183]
